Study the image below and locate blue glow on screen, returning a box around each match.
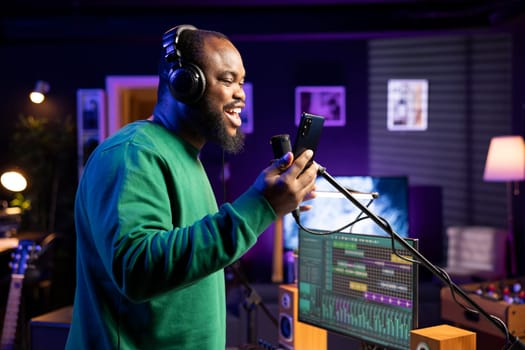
[283,176,409,251]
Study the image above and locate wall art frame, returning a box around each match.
[295,85,346,127]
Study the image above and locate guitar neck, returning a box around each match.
[1,274,25,350]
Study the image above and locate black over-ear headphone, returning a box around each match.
[162,24,206,104]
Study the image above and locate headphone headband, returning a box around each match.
[163,24,198,64]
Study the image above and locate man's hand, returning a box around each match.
[253,149,319,217]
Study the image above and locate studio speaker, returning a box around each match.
[278,284,327,350]
[410,324,476,350]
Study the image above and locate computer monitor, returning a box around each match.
[283,175,409,251]
[298,230,419,350]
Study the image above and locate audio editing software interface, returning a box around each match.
[298,229,419,350]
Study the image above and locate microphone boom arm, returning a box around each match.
[316,163,524,350]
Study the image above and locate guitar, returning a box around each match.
[0,240,40,350]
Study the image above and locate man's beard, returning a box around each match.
[197,105,245,154]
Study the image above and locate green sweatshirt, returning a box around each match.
[66,120,276,349]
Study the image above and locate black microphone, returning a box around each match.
[270,134,291,160]
[269,134,300,220]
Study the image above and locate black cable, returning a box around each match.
[293,203,420,265]
[222,150,227,204]
[292,199,375,236]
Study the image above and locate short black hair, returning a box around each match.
[158,28,229,82]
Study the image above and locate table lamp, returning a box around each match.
[483,135,525,276]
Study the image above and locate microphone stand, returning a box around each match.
[228,262,278,345]
[313,164,525,350]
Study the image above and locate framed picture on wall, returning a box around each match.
[240,82,253,134]
[387,79,428,131]
[295,86,346,126]
[76,89,106,178]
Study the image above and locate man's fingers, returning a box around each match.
[274,152,293,171]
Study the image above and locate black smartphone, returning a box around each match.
[293,112,325,167]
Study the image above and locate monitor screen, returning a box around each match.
[283,175,409,251]
[298,230,419,349]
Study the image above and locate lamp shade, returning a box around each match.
[483,135,525,181]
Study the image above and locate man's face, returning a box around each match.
[194,37,247,154]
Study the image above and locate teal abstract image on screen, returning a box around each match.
[283,175,409,251]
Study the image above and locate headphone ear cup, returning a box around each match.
[168,62,206,104]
